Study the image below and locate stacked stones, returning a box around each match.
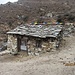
[7,35,18,54]
[63,23,75,37]
[27,38,58,56]
[27,39,36,55]
[7,24,63,56]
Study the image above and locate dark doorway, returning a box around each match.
[20,37,28,51]
[17,36,28,52]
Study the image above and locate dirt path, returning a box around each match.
[0,36,75,75]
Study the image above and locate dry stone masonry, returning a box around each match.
[63,23,75,37]
[7,24,63,55]
[7,35,18,54]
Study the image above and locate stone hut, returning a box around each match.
[7,24,63,55]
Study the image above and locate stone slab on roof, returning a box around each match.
[7,24,63,38]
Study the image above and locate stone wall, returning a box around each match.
[27,38,58,56]
[42,40,56,52]
[27,39,37,55]
[7,35,62,56]
[63,24,75,37]
[7,35,18,55]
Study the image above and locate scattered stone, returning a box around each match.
[65,62,75,66]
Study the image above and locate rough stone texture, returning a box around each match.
[27,38,58,56]
[27,39,36,55]
[7,35,18,55]
[7,25,63,55]
[42,41,50,52]
[63,24,75,37]
[7,35,62,56]
[42,40,56,53]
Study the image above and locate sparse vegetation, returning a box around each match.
[0,0,75,75]
[0,0,74,47]
[57,13,75,23]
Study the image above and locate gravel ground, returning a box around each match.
[0,36,75,75]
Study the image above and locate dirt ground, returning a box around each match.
[0,36,75,75]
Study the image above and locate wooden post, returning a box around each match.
[17,35,21,52]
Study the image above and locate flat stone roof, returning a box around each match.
[7,24,63,38]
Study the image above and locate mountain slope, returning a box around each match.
[0,0,75,45]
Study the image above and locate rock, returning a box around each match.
[35,53,39,56]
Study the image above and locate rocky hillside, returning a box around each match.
[0,0,75,49]
[0,0,74,25]
[0,0,75,25]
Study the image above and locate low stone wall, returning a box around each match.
[7,35,18,54]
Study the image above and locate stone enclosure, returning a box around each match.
[7,24,63,55]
